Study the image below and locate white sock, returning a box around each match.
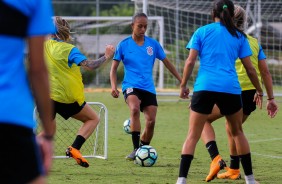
[176,177,187,184]
[245,174,256,184]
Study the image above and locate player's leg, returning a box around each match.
[141,105,157,145]
[202,105,226,182]
[225,110,257,184]
[139,90,158,146]
[218,90,256,180]
[177,91,214,184]
[124,90,142,160]
[177,109,209,184]
[67,102,100,167]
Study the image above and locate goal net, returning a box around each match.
[133,0,282,95]
[34,102,108,159]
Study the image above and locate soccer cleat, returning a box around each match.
[217,167,241,180]
[125,149,137,161]
[66,146,89,168]
[205,155,226,182]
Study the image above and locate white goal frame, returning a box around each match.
[34,102,108,159]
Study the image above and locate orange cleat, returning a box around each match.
[217,167,241,180]
[205,155,226,182]
[66,146,89,168]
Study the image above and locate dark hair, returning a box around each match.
[132,12,148,23]
[212,0,245,38]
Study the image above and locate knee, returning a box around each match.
[146,118,156,128]
[130,106,140,116]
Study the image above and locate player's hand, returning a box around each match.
[37,134,54,175]
[111,88,120,98]
[253,92,263,109]
[104,44,115,60]
[266,99,278,118]
[180,86,189,99]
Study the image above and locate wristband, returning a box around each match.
[256,92,263,97]
[267,97,274,100]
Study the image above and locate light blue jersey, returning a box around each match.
[114,36,166,94]
[0,0,55,129]
[187,22,252,94]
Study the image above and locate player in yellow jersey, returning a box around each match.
[201,5,278,182]
[44,16,115,167]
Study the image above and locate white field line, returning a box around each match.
[249,138,282,143]
[249,138,282,159]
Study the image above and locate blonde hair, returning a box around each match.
[234,5,247,32]
[54,16,72,41]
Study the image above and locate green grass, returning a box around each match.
[47,92,282,184]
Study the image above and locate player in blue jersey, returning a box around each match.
[176,1,263,184]
[0,0,55,183]
[201,5,278,182]
[110,12,182,161]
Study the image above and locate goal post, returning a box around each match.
[34,102,108,159]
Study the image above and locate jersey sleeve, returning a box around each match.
[238,36,252,59]
[258,44,266,60]
[186,29,201,51]
[113,42,123,62]
[155,41,166,61]
[27,0,55,36]
[68,47,87,66]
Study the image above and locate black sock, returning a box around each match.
[179,154,194,178]
[230,155,240,169]
[71,135,86,150]
[131,131,140,150]
[140,140,150,147]
[206,141,219,160]
[239,153,253,176]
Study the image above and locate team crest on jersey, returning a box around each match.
[146,46,153,56]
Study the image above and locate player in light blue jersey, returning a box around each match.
[0,0,55,183]
[110,12,182,161]
[176,0,263,184]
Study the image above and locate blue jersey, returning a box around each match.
[114,36,166,94]
[0,0,55,128]
[187,22,252,94]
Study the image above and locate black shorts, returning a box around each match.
[191,91,242,115]
[242,89,256,115]
[123,88,158,112]
[0,123,44,183]
[52,100,86,120]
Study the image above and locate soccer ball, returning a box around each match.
[135,145,158,167]
[123,119,131,134]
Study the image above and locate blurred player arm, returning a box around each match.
[80,44,115,70]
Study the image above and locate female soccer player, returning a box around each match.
[201,4,278,182]
[176,0,263,184]
[44,16,114,168]
[0,0,55,183]
[110,12,182,160]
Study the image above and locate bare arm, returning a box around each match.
[258,59,278,117]
[180,49,198,99]
[28,36,55,137]
[241,56,263,108]
[28,36,55,173]
[80,44,115,70]
[162,58,182,83]
[110,60,120,98]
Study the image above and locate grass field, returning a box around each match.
[47,91,282,184]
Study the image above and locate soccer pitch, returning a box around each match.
[47,91,282,184]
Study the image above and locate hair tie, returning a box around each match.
[223,5,228,9]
